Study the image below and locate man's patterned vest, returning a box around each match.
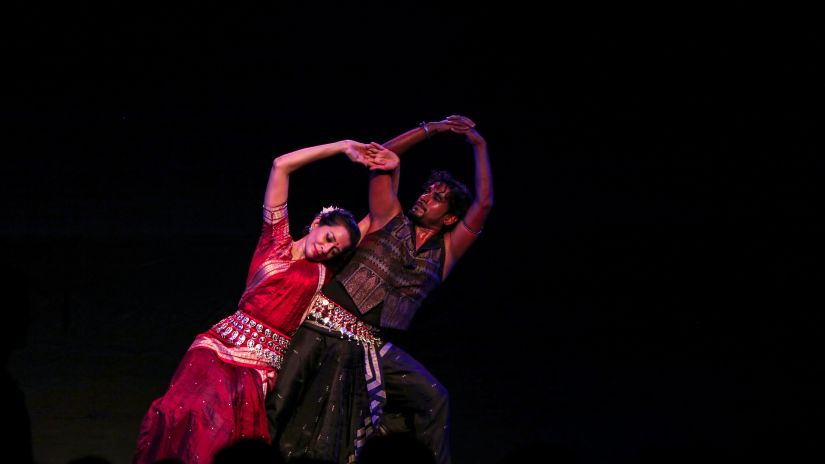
[335,213,444,330]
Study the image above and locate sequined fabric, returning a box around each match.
[210,310,292,370]
[305,292,381,346]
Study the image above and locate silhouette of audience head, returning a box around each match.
[66,456,113,464]
[213,438,284,464]
[287,458,333,464]
[497,441,580,464]
[640,445,731,464]
[358,432,436,464]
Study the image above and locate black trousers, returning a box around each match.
[267,322,451,464]
[380,341,451,464]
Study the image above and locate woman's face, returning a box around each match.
[304,223,352,262]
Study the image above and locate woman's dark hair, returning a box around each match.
[304,206,361,253]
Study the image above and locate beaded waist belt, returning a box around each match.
[211,310,290,369]
[306,292,381,346]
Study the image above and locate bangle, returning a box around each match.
[419,121,431,139]
[460,220,482,236]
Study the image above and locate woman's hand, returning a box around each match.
[341,140,373,167]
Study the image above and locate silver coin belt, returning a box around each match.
[211,311,290,369]
[307,293,381,346]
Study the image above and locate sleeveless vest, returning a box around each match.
[335,213,444,330]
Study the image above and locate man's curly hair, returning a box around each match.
[422,170,473,231]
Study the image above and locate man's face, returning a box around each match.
[409,182,453,228]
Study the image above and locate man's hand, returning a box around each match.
[445,115,485,146]
[364,142,400,171]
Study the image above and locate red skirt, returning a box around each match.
[133,347,272,464]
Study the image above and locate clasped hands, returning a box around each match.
[342,141,399,171]
[341,114,479,170]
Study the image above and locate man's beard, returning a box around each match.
[407,206,424,225]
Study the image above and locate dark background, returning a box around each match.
[2,3,823,463]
